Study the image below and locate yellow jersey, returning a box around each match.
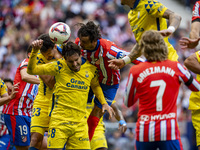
[128,0,178,61]
[0,79,7,96]
[35,53,56,104]
[28,55,105,123]
[188,51,200,110]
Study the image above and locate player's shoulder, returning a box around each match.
[19,58,29,68]
[99,38,119,50]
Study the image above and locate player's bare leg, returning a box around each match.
[29,132,44,150]
[40,134,47,150]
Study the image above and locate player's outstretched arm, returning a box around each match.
[27,40,43,75]
[0,82,19,106]
[21,68,40,84]
[108,43,141,70]
[27,40,57,76]
[111,103,127,133]
[90,76,115,118]
[159,9,181,37]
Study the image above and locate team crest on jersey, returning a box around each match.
[21,136,27,142]
[85,71,89,78]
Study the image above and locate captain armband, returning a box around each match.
[185,75,193,86]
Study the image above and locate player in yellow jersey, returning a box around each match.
[108,0,182,70]
[0,79,18,106]
[184,51,200,149]
[27,40,114,150]
[29,34,63,150]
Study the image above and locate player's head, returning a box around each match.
[37,33,55,60]
[4,78,13,95]
[62,41,82,72]
[140,30,168,62]
[77,21,101,51]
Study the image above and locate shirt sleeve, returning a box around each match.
[0,79,7,96]
[124,70,137,107]
[146,0,168,17]
[106,44,144,65]
[27,50,59,76]
[195,51,200,63]
[90,69,107,105]
[192,2,200,22]
[177,62,200,91]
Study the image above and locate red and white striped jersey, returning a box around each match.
[192,1,200,22]
[3,58,39,117]
[0,106,8,136]
[75,38,143,86]
[124,60,200,142]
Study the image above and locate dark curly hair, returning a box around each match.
[62,41,81,59]
[77,21,101,42]
[37,34,55,53]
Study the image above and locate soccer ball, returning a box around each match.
[49,22,71,44]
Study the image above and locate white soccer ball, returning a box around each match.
[49,22,71,44]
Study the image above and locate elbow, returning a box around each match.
[27,68,33,75]
[174,13,182,22]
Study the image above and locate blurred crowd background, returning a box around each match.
[0,0,199,150]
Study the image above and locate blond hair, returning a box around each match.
[139,30,168,61]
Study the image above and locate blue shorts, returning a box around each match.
[88,83,119,109]
[0,134,10,150]
[4,114,31,146]
[136,140,182,150]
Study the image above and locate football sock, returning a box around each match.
[87,115,100,141]
[28,147,39,150]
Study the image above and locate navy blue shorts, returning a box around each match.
[136,140,182,150]
[4,114,31,146]
[88,83,119,109]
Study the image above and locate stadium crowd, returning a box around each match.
[0,0,199,150]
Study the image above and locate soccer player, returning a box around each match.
[179,1,200,49]
[3,45,40,150]
[184,52,200,150]
[75,21,142,141]
[108,0,182,70]
[29,34,62,150]
[27,40,114,150]
[124,30,200,150]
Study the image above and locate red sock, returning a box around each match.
[87,115,100,141]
